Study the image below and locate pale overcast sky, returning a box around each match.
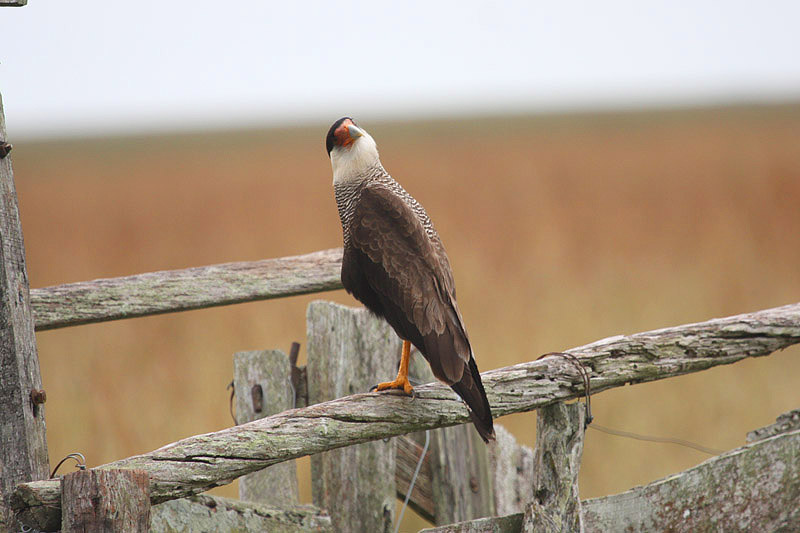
[2,1,799,138]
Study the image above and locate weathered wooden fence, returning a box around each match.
[2,76,800,531]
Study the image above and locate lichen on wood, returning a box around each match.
[408,350,495,526]
[521,403,585,533]
[11,302,800,531]
[307,302,399,533]
[488,425,535,517]
[30,248,344,330]
[581,428,800,532]
[747,408,800,443]
[423,426,800,532]
[233,350,299,507]
[0,92,50,532]
[61,469,150,532]
[420,513,524,533]
[150,495,332,533]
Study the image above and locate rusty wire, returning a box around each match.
[537,351,593,427]
[50,452,86,478]
[536,351,723,455]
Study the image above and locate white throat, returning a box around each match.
[330,133,381,185]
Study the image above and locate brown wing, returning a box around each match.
[346,183,470,383]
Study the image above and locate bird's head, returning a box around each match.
[326,117,380,184]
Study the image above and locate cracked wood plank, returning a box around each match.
[307,302,399,532]
[747,408,800,443]
[420,514,525,533]
[395,433,435,522]
[407,353,495,526]
[395,422,529,526]
[581,427,800,532]
[489,425,535,517]
[234,350,299,507]
[61,469,149,533]
[423,424,800,533]
[0,92,50,532]
[521,403,585,533]
[29,248,343,330]
[150,495,333,532]
[11,301,800,531]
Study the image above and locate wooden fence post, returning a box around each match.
[0,92,50,531]
[522,402,586,533]
[489,425,536,517]
[307,301,400,533]
[233,349,299,506]
[395,431,435,521]
[423,407,800,533]
[61,469,150,532]
[408,355,495,525]
[582,409,800,531]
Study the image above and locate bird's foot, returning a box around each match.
[371,376,414,396]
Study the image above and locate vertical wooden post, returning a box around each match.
[307,301,399,533]
[234,349,299,506]
[61,469,150,532]
[522,402,586,533]
[395,432,435,521]
[489,425,536,516]
[408,355,495,525]
[0,92,50,530]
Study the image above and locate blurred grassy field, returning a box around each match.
[11,103,800,528]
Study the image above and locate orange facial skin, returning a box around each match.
[334,118,356,149]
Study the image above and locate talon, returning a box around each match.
[372,340,415,396]
[373,377,414,396]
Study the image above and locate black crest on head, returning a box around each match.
[326,117,354,155]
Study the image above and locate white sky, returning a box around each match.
[2,1,800,138]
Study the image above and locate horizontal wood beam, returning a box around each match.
[11,302,800,530]
[423,423,800,532]
[421,514,524,533]
[151,495,333,532]
[30,248,343,330]
[747,408,800,443]
[582,427,800,531]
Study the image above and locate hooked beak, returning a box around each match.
[348,124,365,140]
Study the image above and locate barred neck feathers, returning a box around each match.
[330,129,383,186]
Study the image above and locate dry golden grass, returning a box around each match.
[11,103,800,528]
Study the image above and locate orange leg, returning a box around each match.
[374,340,414,395]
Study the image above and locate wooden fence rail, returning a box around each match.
[423,417,800,532]
[3,23,798,530]
[30,248,343,330]
[12,301,800,530]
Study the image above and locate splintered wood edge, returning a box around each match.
[422,428,800,532]
[11,301,800,530]
[30,248,344,330]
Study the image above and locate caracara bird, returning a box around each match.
[326,117,494,442]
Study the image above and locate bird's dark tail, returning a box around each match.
[450,357,495,443]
